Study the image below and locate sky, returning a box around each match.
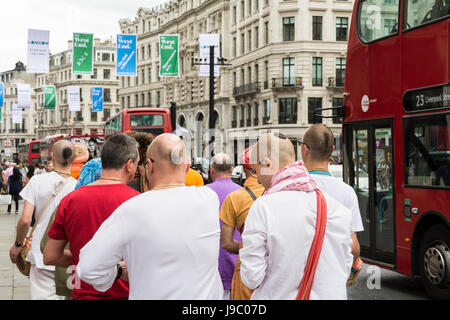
[0,0,169,72]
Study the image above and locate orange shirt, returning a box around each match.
[220,175,265,233]
[185,168,204,187]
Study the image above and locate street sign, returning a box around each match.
[43,85,56,109]
[117,34,137,76]
[159,34,180,77]
[72,33,94,75]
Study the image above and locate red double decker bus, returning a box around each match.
[18,140,41,165]
[342,0,449,299]
[104,108,173,140]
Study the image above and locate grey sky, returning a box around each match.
[0,0,168,72]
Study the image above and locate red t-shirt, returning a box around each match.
[48,183,140,300]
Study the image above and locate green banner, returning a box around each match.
[73,33,94,75]
[43,85,56,109]
[159,34,179,77]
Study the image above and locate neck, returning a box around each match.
[305,161,329,173]
[213,174,231,181]
[96,169,127,184]
[150,175,185,190]
[53,164,71,175]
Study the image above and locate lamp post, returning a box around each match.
[192,46,230,158]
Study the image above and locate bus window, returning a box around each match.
[31,142,40,154]
[357,0,400,43]
[404,113,450,187]
[130,114,164,127]
[403,0,449,30]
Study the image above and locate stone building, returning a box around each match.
[119,0,353,161]
[34,38,120,139]
[0,61,37,162]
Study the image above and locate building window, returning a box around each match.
[148,92,152,106]
[91,111,97,122]
[308,97,322,124]
[283,17,295,41]
[240,105,245,127]
[264,61,269,89]
[104,88,111,102]
[247,103,252,126]
[233,6,237,24]
[241,0,245,19]
[332,98,343,124]
[103,69,110,79]
[248,66,252,83]
[264,21,269,44]
[148,45,152,59]
[283,57,295,86]
[248,0,252,15]
[313,16,323,40]
[278,98,297,124]
[141,69,145,85]
[241,33,245,54]
[255,26,259,48]
[254,102,259,125]
[233,37,237,57]
[148,68,152,83]
[336,57,346,87]
[91,68,97,79]
[248,30,252,51]
[157,91,161,107]
[312,57,322,86]
[336,17,348,41]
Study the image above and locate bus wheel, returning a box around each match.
[419,225,450,300]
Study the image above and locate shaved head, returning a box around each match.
[52,140,75,167]
[253,133,296,169]
[211,153,233,174]
[303,124,334,161]
[253,132,296,188]
[147,133,188,168]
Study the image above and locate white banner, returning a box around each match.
[27,29,50,74]
[17,83,31,109]
[199,34,220,77]
[68,86,81,111]
[12,104,22,124]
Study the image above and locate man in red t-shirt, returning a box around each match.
[43,133,141,300]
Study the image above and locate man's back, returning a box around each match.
[78,186,224,300]
[240,190,353,300]
[48,183,140,299]
[310,174,364,233]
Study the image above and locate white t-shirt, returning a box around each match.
[77,186,224,300]
[311,173,364,233]
[19,172,77,271]
[240,190,353,300]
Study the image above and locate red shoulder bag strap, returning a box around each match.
[296,189,327,300]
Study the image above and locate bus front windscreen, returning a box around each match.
[130,114,164,127]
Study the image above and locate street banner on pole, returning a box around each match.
[17,83,31,109]
[73,33,94,75]
[199,34,220,77]
[27,29,50,73]
[117,34,137,76]
[91,87,103,112]
[0,82,3,107]
[68,86,81,111]
[43,85,56,110]
[159,34,180,77]
[12,104,22,124]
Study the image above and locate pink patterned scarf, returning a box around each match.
[264,160,317,195]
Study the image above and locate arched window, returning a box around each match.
[178,115,186,128]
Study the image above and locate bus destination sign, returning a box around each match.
[403,83,449,112]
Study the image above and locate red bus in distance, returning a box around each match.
[18,140,41,165]
[104,108,172,140]
[342,0,449,299]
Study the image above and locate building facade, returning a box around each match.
[0,62,37,162]
[119,0,353,161]
[35,38,120,139]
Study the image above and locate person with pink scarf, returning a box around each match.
[239,132,353,300]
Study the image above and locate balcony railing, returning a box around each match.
[271,77,303,89]
[233,82,261,97]
[231,120,237,128]
[9,129,27,133]
[326,77,344,88]
[240,119,244,127]
[246,119,251,126]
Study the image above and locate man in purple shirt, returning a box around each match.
[206,153,242,300]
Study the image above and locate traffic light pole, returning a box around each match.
[208,45,215,158]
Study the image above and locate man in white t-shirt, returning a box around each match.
[239,133,353,299]
[9,140,77,300]
[301,124,364,282]
[77,133,224,299]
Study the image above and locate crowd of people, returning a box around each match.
[7,124,364,300]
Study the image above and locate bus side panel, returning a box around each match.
[344,30,370,122]
[402,21,449,93]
